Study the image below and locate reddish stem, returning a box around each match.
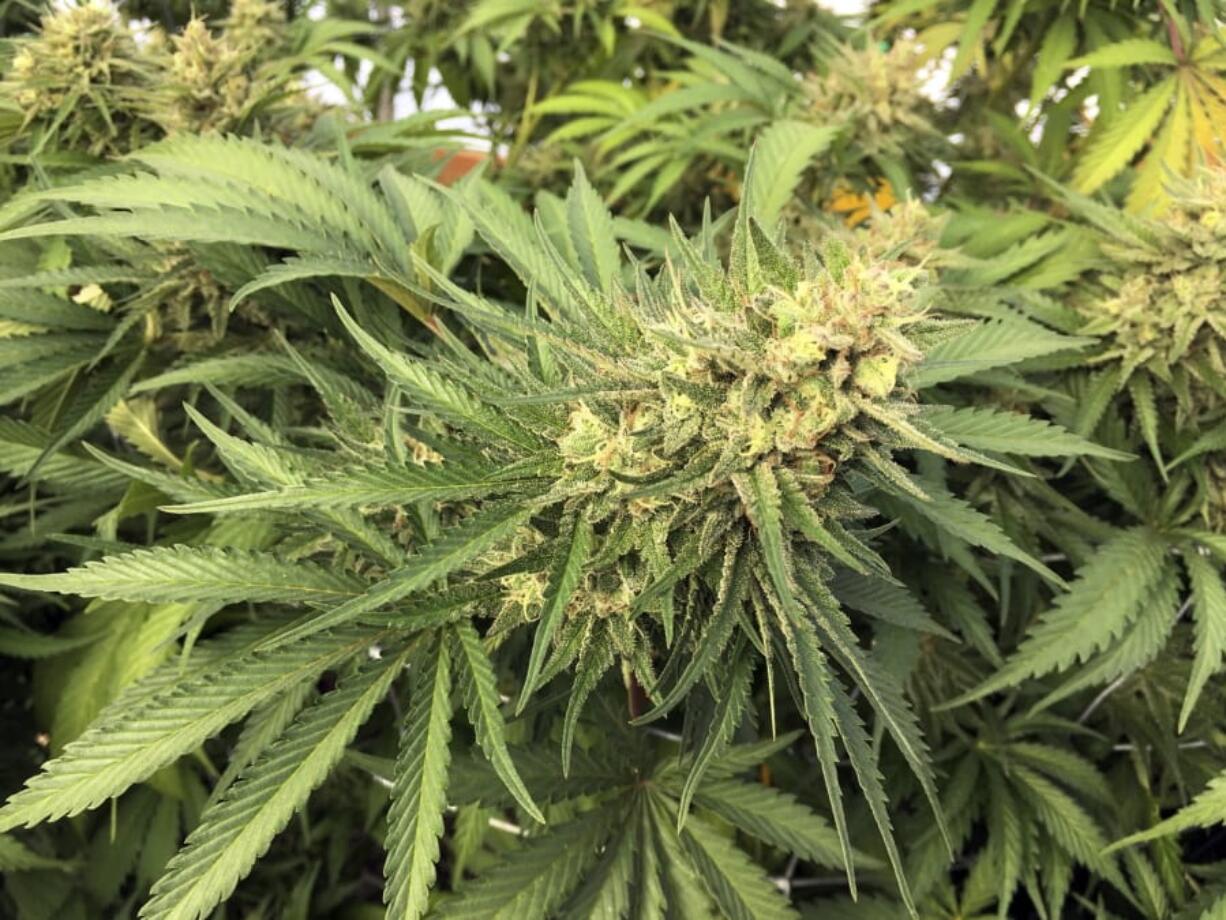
[1164,9,1186,62]
[627,672,648,720]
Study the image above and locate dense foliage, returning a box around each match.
[1,1,1225,918]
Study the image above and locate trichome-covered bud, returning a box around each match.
[539,225,943,631]
[152,2,312,137]
[804,40,943,162]
[1081,168,1226,421]
[3,1,151,154]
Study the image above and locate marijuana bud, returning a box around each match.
[804,40,942,162]
[503,223,950,669]
[1082,169,1226,421]
[584,247,923,479]
[1067,169,1226,532]
[158,17,256,135]
[2,0,317,154]
[221,0,288,53]
[153,1,313,137]
[4,0,151,154]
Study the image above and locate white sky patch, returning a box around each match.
[128,16,157,45]
[920,47,955,106]
[389,62,496,149]
[818,0,871,16]
[1066,65,1090,90]
[1082,94,1100,126]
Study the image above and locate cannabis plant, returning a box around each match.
[4,2,1226,917]
[0,133,1133,917]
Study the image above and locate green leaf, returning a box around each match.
[0,208,339,253]
[1008,743,1112,808]
[646,790,719,916]
[889,482,1064,586]
[211,682,315,803]
[130,354,300,393]
[1071,365,1124,443]
[945,527,1168,707]
[1069,38,1177,69]
[8,135,405,264]
[1110,771,1226,851]
[679,814,798,920]
[830,571,953,637]
[691,779,851,869]
[30,349,145,481]
[182,403,299,488]
[0,546,366,606]
[0,289,113,331]
[1073,77,1177,194]
[0,624,384,832]
[139,651,405,920]
[0,835,76,872]
[919,405,1130,459]
[164,458,528,515]
[735,464,796,611]
[1169,420,1226,469]
[775,592,856,896]
[452,0,546,39]
[1029,13,1077,109]
[447,745,628,810]
[676,646,755,827]
[385,637,454,920]
[566,163,620,294]
[985,769,1024,917]
[227,256,376,311]
[907,319,1087,388]
[800,571,950,860]
[1013,765,1123,889]
[777,470,884,577]
[440,181,574,321]
[745,120,838,227]
[560,635,613,777]
[1032,568,1180,712]
[951,0,999,80]
[0,627,104,659]
[636,537,749,724]
[453,622,545,824]
[1127,373,1164,472]
[1180,552,1226,732]
[827,675,917,916]
[334,301,543,452]
[558,813,637,919]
